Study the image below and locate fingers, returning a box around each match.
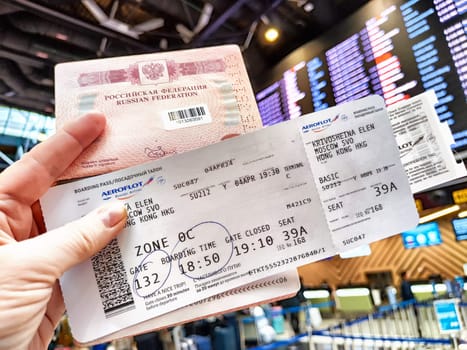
[24,201,127,277]
[36,282,65,349]
[31,201,46,237]
[0,113,106,205]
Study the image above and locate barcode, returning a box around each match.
[91,238,135,318]
[168,106,207,121]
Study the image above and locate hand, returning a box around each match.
[0,113,127,350]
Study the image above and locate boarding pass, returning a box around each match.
[40,95,419,342]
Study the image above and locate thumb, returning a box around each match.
[29,201,127,277]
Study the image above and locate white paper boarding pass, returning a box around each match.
[40,95,418,342]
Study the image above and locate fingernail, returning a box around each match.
[99,202,127,228]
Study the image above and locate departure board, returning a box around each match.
[255,0,467,155]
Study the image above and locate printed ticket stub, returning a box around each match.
[54,44,262,180]
[40,95,418,343]
[387,90,466,193]
[86,271,299,346]
[298,97,419,252]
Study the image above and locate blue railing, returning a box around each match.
[245,298,464,349]
[250,331,452,349]
[241,301,335,324]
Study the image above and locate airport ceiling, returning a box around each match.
[0,0,369,116]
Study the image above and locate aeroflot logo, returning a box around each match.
[302,115,339,133]
[102,177,154,200]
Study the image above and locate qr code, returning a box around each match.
[91,238,135,317]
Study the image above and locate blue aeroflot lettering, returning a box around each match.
[302,115,339,133]
[102,181,143,199]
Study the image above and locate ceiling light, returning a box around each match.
[176,24,194,43]
[264,27,279,43]
[35,51,49,59]
[4,91,16,97]
[288,0,307,6]
[242,20,258,50]
[418,204,460,223]
[194,3,213,32]
[82,0,164,38]
[303,2,314,12]
[457,210,467,218]
[55,33,68,41]
[132,18,165,33]
[159,38,168,50]
[260,15,270,25]
[82,0,107,22]
[175,2,213,44]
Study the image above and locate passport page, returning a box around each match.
[55,45,262,180]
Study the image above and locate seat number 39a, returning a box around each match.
[374,182,397,197]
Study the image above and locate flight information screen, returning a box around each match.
[255,0,466,155]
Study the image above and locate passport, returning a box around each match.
[54,45,263,180]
